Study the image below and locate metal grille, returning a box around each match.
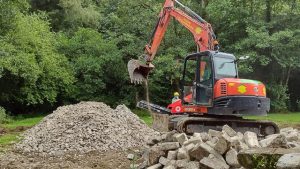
[221,83,227,95]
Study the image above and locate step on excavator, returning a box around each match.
[128,0,279,136]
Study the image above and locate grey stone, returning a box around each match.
[200,132,212,142]
[127,153,135,160]
[193,133,202,138]
[176,159,189,168]
[163,165,176,169]
[158,142,180,151]
[208,129,222,137]
[159,156,170,166]
[147,163,163,169]
[184,161,200,169]
[222,125,237,137]
[225,148,241,168]
[190,143,224,162]
[276,153,300,169]
[144,147,166,165]
[183,137,202,146]
[200,155,229,169]
[167,151,177,160]
[175,133,188,145]
[259,134,288,148]
[243,131,260,148]
[213,136,228,155]
[177,148,190,160]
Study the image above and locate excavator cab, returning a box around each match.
[181,51,214,106]
[180,51,239,108]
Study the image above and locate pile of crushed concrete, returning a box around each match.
[140,125,300,169]
[15,102,157,156]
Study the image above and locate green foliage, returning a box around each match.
[0,107,11,124]
[58,28,132,106]
[0,5,74,111]
[252,154,280,169]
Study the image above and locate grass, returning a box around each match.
[132,108,300,128]
[132,109,152,126]
[246,113,300,126]
[2,116,44,129]
[0,133,20,146]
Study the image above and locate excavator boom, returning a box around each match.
[128,0,218,84]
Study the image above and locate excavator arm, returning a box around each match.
[128,0,218,84]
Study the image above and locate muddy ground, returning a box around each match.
[0,148,142,169]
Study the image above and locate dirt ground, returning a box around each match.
[0,148,143,169]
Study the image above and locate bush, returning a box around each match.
[0,107,10,124]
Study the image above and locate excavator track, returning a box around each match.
[173,116,279,137]
[137,100,279,137]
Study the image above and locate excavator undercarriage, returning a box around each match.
[137,100,279,137]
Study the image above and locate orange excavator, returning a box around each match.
[128,0,279,136]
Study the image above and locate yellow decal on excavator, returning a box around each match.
[238,85,247,94]
[195,27,202,34]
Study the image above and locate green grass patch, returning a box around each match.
[2,116,44,129]
[0,133,20,146]
[132,109,152,126]
[246,113,300,125]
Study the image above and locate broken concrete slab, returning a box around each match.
[157,142,180,151]
[223,125,237,137]
[146,163,162,169]
[177,148,190,160]
[276,153,300,169]
[175,133,188,145]
[184,161,200,169]
[144,146,166,165]
[243,131,260,148]
[167,150,177,160]
[190,143,224,162]
[208,129,222,137]
[225,148,241,168]
[176,159,189,168]
[200,154,229,169]
[259,134,288,148]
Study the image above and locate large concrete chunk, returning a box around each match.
[146,163,162,169]
[208,129,222,137]
[225,148,241,168]
[176,159,189,168]
[159,157,176,166]
[222,125,237,137]
[259,134,288,148]
[276,153,300,169]
[200,155,229,169]
[144,147,166,165]
[163,165,176,169]
[212,136,228,155]
[158,142,180,151]
[183,137,202,146]
[177,148,190,160]
[184,161,200,169]
[175,133,188,145]
[167,151,177,160]
[190,143,224,162]
[243,131,260,148]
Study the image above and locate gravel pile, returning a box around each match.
[15,102,156,156]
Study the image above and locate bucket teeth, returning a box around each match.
[127,59,153,84]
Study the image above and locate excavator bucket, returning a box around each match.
[127,59,153,84]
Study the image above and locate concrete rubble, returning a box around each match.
[14,102,158,156]
[141,126,300,169]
